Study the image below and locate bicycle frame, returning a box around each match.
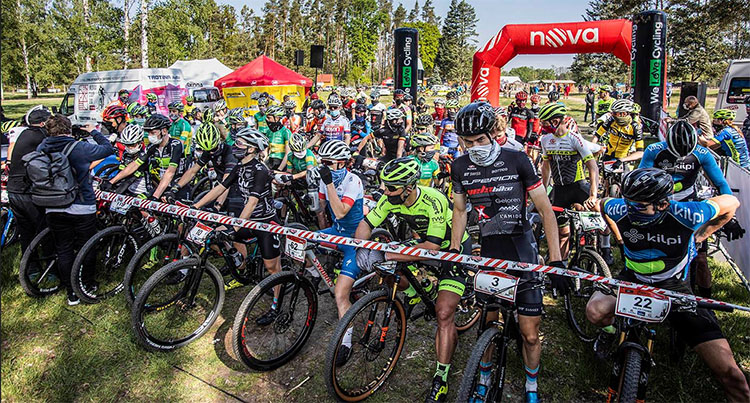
[1,207,14,249]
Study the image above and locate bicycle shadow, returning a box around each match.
[211,289,252,373]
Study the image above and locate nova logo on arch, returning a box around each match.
[530,28,599,48]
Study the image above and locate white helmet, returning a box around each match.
[235,127,269,151]
[386,108,404,120]
[318,140,351,160]
[120,124,144,145]
[610,99,634,113]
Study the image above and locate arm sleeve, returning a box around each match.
[675,201,719,230]
[363,196,389,229]
[638,145,657,168]
[364,121,372,136]
[602,198,626,221]
[699,148,732,195]
[220,165,240,188]
[517,152,542,191]
[85,133,117,160]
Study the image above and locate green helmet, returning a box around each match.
[195,123,221,151]
[126,102,139,114]
[599,85,613,93]
[446,99,460,109]
[538,103,567,121]
[146,93,158,101]
[202,108,215,123]
[168,101,184,112]
[186,96,194,103]
[410,132,438,148]
[266,105,285,117]
[289,132,307,152]
[1,120,20,133]
[380,157,421,187]
[712,109,736,121]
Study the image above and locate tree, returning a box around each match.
[436,0,477,82]
[392,3,406,29]
[402,21,440,76]
[141,0,149,67]
[407,0,419,22]
[420,0,439,26]
[346,0,385,82]
[508,66,555,83]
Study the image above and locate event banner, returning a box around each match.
[722,161,750,282]
[394,28,419,100]
[631,10,668,133]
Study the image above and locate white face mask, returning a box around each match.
[148,134,161,144]
[293,150,307,159]
[467,141,500,167]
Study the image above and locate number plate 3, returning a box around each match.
[615,286,671,323]
[474,271,519,302]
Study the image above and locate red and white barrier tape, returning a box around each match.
[95,190,750,313]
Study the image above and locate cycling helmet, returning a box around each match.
[1,120,20,133]
[632,103,642,114]
[666,120,698,157]
[494,106,508,117]
[410,132,438,148]
[385,108,405,121]
[547,91,560,102]
[195,123,221,151]
[214,99,227,111]
[126,102,139,115]
[146,93,158,101]
[256,97,270,108]
[354,104,368,113]
[380,157,421,187]
[235,127,269,151]
[455,102,496,137]
[393,89,405,99]
[415,114,434,128]
[515,91,528,101]
[445,99,460,109]
[370,90,380,99]
[311,99,326,110]
[289,132,307,152]
[538,103,567,121]
[185,96,194,103]
[434,98,446,105]
[25,105,52,125]
[102,105,127,120]
[403,93,413,102]
[167,101,184,112]
[119,124,144,145]
[143,114,172,130]
[328,96,343,108]
[131,104,149,117]
[266,105,285,117]
[202,108,215,122]
[227,107,244,117]
[319,140,351,160]
[610,99,635,113]
[599,85,613,93]
[283,100,296,110]
[712,109,736,121]
[446,91,459,100]
[530,94,541,103]
[622,168,674,203]
[118,89,130,96]
[225,115,247,126]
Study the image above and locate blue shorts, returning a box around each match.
[318,226,359,280]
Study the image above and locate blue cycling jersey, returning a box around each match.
[318,170,364,234]
[639,142,731,201]
[713,126,750,168]
[603,198,718,284]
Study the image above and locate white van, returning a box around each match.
[716,59,750,125]
[58,68,186,125]
[170,59,233,111]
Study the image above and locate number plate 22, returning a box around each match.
[615,286,671,323]
[473,271,519,302]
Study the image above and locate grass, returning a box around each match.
[2,235,748,401]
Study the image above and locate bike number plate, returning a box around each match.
[615,286,671,323]
[187,222,213,246]
[473,271,519,302]
[110,198,130,215]
[285,235,307,263]
[578,212,607,232]
[1,189,7,204]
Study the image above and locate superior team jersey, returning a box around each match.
[639,142,730,201]
[364,185,466,249]
[268,126,292,160]
[221,158,276,220]
[603,198,718,283]
[320,115,351,143]
[286,149,317,173]
[414,157,439,186]
[195,143,237,177]
[318,170,364,233]
[135,138,187,183]
[596,115,644,159]
[169,118,193,156]
[541,130,594,186]
[451,148,542,236]
[713,126,750,168]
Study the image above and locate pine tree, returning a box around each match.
[407,0,419,22]
[420,0,439,26]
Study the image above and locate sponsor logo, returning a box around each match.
[624,229,645,243]
[530,27,599,48]
[466,185,514,196]
[649,59,662,86]
[476,67,491,99]
[624,228,682,245]
[402,67,412,87]
[673,204,706,224]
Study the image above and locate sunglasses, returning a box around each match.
[321,160,340,166]
[385,185,403,192]
[625,200,652,211]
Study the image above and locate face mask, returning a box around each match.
[387,194,405,205]
[169,113,179,122]
[148,133,161,144]
[330,109,341,118]
[627,204,668,227]
[467,141,500,167]
[331,166,347,186]
[355,114,366,122]
[268,121,283,132]
[102,121,116,134]
[133,118,146,126]
[435,107,445,115]
[387,120,403,131]
[615,115,632,126]
[447,111,456,120]
[371,100,378,105]
[232,146,248,159]
[125,145,141,155]
[417,150,437,163]
[713,123,724,132]
[682,103,690,110]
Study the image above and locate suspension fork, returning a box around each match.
[492,307,515,398]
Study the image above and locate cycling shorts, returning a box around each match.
[319,226,359,281]
[226,202,281,260]
[550,181,590,227]
[402,236,473,297]
[615,270,724,347]
[480,231,542,316]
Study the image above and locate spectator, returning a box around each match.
[37,114,115,305]
[7,106,51,256]
[666,83,673,107]
[563,84,571,99]
[584,88,595,122]
[680,95,713,137]
[742,96,750,146]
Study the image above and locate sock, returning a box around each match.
[600,234,611,248]
[342,327,353,348]
[271,297,278,310]
[435,362,450,382]
[479,361,493,386]
[698,286,712,299]
[524,364,539,392]
[602,325,616,334]
[404,284,420,304]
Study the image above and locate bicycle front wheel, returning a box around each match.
[123,233,191,306]
[231,271,318,371]
[565,249,610,343]
[325,289,407,402]
[130,258,224,351]
[456,326,505,403]
[617,348,643,403]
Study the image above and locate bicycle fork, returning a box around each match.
[361,279,400,354]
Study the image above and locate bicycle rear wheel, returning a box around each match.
[18,228,61,297]
[231,271,318,371]
[325,289,407,402]
[565,249,610,343]
[130,258,224,351]
[456,326,505,403]
[455,286,481,333]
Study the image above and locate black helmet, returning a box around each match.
[446,91,459,100]
[354,104,367,113]
[311,99,325,110]
[666,120,697,157]
[455,102,496,137]
[417,96,426,106]
[143,114,172,130]
[622,168,674,203]
[415,114,434,128]
[393,89,405,98]
[403,93,413,102]
[548,91,560,102]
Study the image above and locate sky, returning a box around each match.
[216,0,591,69]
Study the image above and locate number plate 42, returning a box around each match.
[473,271,519,302]
[615,286,671,323]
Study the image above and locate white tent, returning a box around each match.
[501,76,522,85]
[169,58,233,89]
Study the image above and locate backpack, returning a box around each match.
[22,141,79,207]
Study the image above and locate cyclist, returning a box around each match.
[350,104,372,156]
[595,99,644,166]
[167,101,193,157]
[410,132,440,186]
[507,91,533,144]
[742,95,750,145]
[699,109,750,168]
[224,113,248,146]
[547,91,560,104]
[110,89,130,108]
[254,96,270,132]
[353,157,473,398]
[437,100,461,159]
[587,168,750,402]
[373,108,407,162]
[101,104,129,140]
[393,89,413,133]
[183,96,196,116]
[305,99,327,137]
[108,124,149,196]
[342,89,356,121]
[145,93,159,114]
[493,107,523,152]
[432,98,446,137]
[595,85,614,120]
[130,105,149,126]
[416,96,429,115]
[265,105,291,171]
[539,103,599,261]
[278,131,317,184]
[281,99,302,133]
[310,95,350,147]
[528,94,542,138]
[450,102,565,403]
[192,128,283,297]
[368,89,386,131]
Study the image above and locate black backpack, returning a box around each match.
[22,142,79,207]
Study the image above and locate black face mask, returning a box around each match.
[387,194,405,205]
[268,121,283,132]
[447,112,456,120]
[713,123,724,133]
[102,121,117,135]
[232,146,248,159]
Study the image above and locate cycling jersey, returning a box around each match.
[364,185,468,249]
[373,125,405,162]
[368,103,386,131]
[281,114,303,133]
[221,157,276,220]
[195,143,237,177]
[268,126,292,160]
[305,115,325,134]
[286,149,317,173]
[451,148,542,236]
[596,98,613,115]
[529,104,541,136]
[318,170,364,234]
[595,115,644,159]
[507,103,533,140]
[432,111,445,137]
[254,112,268,132]
[320,115,351,143]
[713,126,750,168]
[350,119,371,141]
[639,142,731,201]
[134,138,187,184]
[343,99,356,121]
[169,118,193,156]
[412,156,439,186]
[184,104,196,116]
[439,119,459,149]
[603,198,718,283]
[541,130,594,186]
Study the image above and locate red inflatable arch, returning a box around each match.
[471,19,633,106]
